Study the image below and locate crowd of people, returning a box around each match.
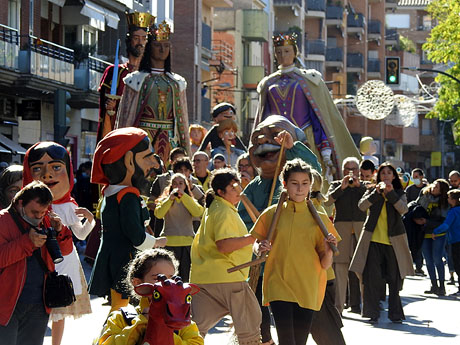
[1,10,460,345]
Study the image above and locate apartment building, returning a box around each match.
[0,0,173,168]
[212,0,271,139]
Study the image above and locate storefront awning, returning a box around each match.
[48,0,66,7]
[0,134,27,155]
[80,0,120,30]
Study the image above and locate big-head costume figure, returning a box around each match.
[238,115,321,229]
[116,20,191,164]
[88,127,166,312]
[255,33,360,185]
[23,142,94,344]
[97,11,155,142]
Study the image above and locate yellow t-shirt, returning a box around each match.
[251,200,332,311]
[371,199,391,245]
[190,196,252,284]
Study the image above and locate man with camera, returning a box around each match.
[0,181,71,345]
[325,157,367,314]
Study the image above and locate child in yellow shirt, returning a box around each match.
[251,158,337,345]
[97,248,203,345]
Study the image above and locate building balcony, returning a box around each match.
[368,20,382,41]
[325,47,343,69]
[242,9,269,42]
[74,56,110,92]
[326,6,344,27]
[305,0,326,18]
[0,24,19,71]
[367,58,381,78]
[274,0,302,8]
[243,65,265,89]
[305,39,326,61]
[385,28,399,46]
[347,13,365,36]
[19,35,74,85]
[347,53,364,73]
[202,22,212,59]
[72,56,110,108]
[385,0,398,10]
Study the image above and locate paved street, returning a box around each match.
[44,256,460,345]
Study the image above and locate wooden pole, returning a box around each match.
[306,199,339,255]
[267,140,286,208]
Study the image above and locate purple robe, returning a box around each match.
[262,73,331,152]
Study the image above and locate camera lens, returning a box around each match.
[174,192,179,197]
[44,228,63,264]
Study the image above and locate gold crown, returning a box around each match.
[154,20,171,41]
[273,33,298,47]
[125,11,156,30]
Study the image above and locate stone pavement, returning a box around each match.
[43,257,460,345]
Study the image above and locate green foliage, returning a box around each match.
[398,35,416,53]
[423,0,460,143]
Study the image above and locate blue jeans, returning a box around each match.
[422,235,447,282]
[0,303,49,345]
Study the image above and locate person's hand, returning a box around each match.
[383,182,394,194]
[376,182,386,194]
[240,171,251,186]
[154,237,167,248]
[169,188,183,200]
[413,217,427,226]
[48,212,63,232]
[75,207,94,223]
[352,176,361,188]
[341,175,351,190]
[431,233,436,240]
[105,98,117,111]
[254,239,271,256]
[324,233,337,255]
[29,230,47,248]
[274,130,294,150]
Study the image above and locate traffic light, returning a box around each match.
[54,89,71,147]
[385,57,400,85]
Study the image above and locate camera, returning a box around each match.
[174,192,179,197]
[36,227,63,263]
[348,177,354,185]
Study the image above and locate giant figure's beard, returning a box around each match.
[131,162,150,195]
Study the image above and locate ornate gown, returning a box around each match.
[116,68,191,163]
[256,65,361,178]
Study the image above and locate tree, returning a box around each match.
[423,0,460,142]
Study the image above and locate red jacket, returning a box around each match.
[0,208,73,326]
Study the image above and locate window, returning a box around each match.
[421,119,432,135]
[82,25,97,46]
[385,14,410,29]
[8,0,20,29]
[422,15,431,30]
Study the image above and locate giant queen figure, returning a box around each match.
[116,21,191,164]
[255,33,360,183]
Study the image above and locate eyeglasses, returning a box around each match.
[344,166,358,171]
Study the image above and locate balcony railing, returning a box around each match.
[274,0,302,6]
[305,39,326,55]
[74,56,110,91]
[347,53,364,68]
[19,35,74,84]
[368,58,380,73]
[347,13,365,28]
[326,47,343,62]
[326,6,343,20]
[386,28,399,42]
[368,20,381,34]
[305,0,325,12]
[0,24,19,71]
